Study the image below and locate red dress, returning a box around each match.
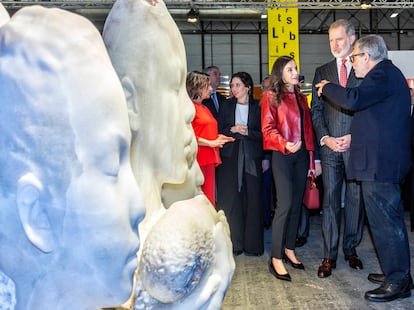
[191,102,221,206]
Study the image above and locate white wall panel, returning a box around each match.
[299,34,332,85]
[182,34,203,73]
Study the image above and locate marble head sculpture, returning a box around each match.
[103,1,235,309]
[136,195,234,309]
[103,0,204,230]
[0,6,144,310]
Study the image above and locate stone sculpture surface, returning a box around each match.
[103,0,204,231]
[0,1,234,309]
[0,3,9,26]
[0,6,145,309]
[103,1,235,309]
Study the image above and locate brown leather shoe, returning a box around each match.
[345,254,363,270]
[317,258,336,278]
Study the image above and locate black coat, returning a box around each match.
[202,91,226,120]
[218,97,263,160]
[322,59,411,183]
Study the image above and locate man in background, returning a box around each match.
[203,65,226,119]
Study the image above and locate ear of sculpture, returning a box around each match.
[16,173,55,253]
[121,76,139,132]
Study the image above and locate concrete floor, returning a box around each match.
[222,211,414,310]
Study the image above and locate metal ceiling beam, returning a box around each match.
[1,1,414,11]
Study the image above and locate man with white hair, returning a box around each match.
[317,34,412,302]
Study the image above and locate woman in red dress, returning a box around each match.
[186,71,234,206]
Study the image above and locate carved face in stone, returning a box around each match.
[103,0,200,187]
[0,6,144,309]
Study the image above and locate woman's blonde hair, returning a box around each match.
[186,71,210,100]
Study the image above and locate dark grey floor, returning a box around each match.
[222,211,414,310]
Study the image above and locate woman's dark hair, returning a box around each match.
[230,71,254,99]
[269,55,297,107]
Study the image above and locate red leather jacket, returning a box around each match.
[261,89,315,168]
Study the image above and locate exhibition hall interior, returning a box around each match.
[0,1,414,310]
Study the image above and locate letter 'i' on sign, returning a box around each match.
[267,0,300,74]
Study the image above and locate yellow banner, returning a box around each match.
[267,1,300,74]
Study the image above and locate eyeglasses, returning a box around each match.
[349,52,365,63]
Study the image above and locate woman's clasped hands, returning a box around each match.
[285,140,302,153]
[231,124,248,136]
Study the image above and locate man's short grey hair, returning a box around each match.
[203,65,220,75]
[356,34,388,61]
[329,19,355,37]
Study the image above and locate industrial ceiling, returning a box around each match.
[2,1,414,32]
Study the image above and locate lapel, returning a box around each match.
[326,59,340,84]
[227,99,237,125]
[325,59,360,87]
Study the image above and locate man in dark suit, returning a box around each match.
[311,19,365,278]
[317,34,412,302]
[203,65,226,119]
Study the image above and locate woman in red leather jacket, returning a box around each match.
[261,56,315,282]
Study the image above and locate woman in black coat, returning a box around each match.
[216,71,264,256]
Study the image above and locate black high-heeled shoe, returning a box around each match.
[284,253,305,269]
[269,261,291,282]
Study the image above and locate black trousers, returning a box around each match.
[270,148,308,259]
[216,146,263,254]
[362,181,411,285]
[320,147,364,259]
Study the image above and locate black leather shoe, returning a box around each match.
[284,253,304,269]
[233,250,243,256]
[317,258,336,278]
[368,273,414,289]
[269,261,291,282]
[365,281,411,302]
[345,254,363,270]
[295,236,307,247]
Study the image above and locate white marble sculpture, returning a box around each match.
[135,195,234,309]
[0,3,9,26]
[103,0,204,233]
[103,0,235,309]
[0,6,145,310]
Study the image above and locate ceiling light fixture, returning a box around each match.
[360,0,372,9]
[186,8,199,23]
[390,9,402,18]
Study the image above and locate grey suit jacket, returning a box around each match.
[311,59,360,143]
